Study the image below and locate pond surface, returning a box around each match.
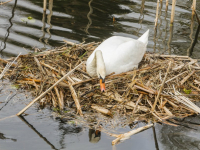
[1,0,200,149]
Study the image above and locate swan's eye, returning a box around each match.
[99,75,105,83]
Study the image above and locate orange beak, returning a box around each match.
[100,79,105,92]
[95,130,100,136]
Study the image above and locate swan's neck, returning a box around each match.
[95,50,106,76]
[88,50,106,77]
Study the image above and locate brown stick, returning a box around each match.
[91,105,112,116]
[134,85,155,94]
[165,71,188,83]
[189,84,200,92]
[155,0,160,27]
[0,0,12,5]
[68,83,83,116]
[16,62,84,116]
[34,57,46,74]
[180,70,195,85]
[112,124,153,145]
[54,86,64,109]
[152,61,172,111]
[170,0,176,24]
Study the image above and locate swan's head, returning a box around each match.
[97,67,106,92]
[95,50,106,92]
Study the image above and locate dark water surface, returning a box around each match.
[1,0,200,149]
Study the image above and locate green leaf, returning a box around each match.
[28,16,33,20]
[183,88,191,94]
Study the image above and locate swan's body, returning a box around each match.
[86,29,149,91]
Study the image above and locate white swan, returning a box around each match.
[86,29,149,92]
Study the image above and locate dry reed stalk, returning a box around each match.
[192,0,196,16]
[51,91,57,107]
[180,70,195,85]
[91,105,112,116]
[146,54,189,59]
[134,85,155,94]
[174,90,200,113]
[155,0,160,27]
[43,0,47,11]
[166,0,168,9]
[0,57,16,67]
[164,98,178,108]
[134,81,151,112]
[40,62,59,72]
[23,78,41,83]
[0,53,21,80]
[72,78,96,86]
[152,112,163,121]
[63,39,76,46]
[152,61,172,111]
[133,94,143,113]
[112,124,153,145]
[16,62,84,116]
[189,84,200,92]
[163,107,173,116]
[34,57,46,74]
[165,71,188,83]
[54,86,64,109]
[170,0,176,24]
[103,91,149,112]
[126,101,149,112]
[0,0,12,5]
[68,83,83,116]
[135,82,155,93]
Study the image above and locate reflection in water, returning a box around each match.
[159,123,200,150]
[188,24,200,57]
[0,0,17,53]
[0,132,17,142]
[19,115,58,150]
[46,0,53,44]
[39,0,47,47]
[167,25,174,55]
[162,1,169,54]
[137,0,145,34]
[58,120,82,149]
[84,0,93,35]
[187,11,200,57]
[152,125,159,150]
[1,0,200,57]
[88,129,101,143]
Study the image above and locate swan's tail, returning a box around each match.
[137,29,149,46]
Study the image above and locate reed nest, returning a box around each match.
[1,41,200,125]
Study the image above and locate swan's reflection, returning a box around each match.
[89,129,101,143]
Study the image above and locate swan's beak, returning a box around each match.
[100,79,105,92]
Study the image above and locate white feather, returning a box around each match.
[86,29,149,77]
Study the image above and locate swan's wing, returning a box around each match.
[115,39,146,65]
[103,39,147,74]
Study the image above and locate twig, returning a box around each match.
[112,124,153,145]
[68,83,83,116]
[34,57,46,74]
[16,62,84,116]
[165,71,188,83]
[180,70,195,85]
[91,105,112,116]
[152,61,172,111]
[54,86,64,109]
[0,0,12,5]
[0,53,21,80]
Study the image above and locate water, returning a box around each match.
[1,0,200,149]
